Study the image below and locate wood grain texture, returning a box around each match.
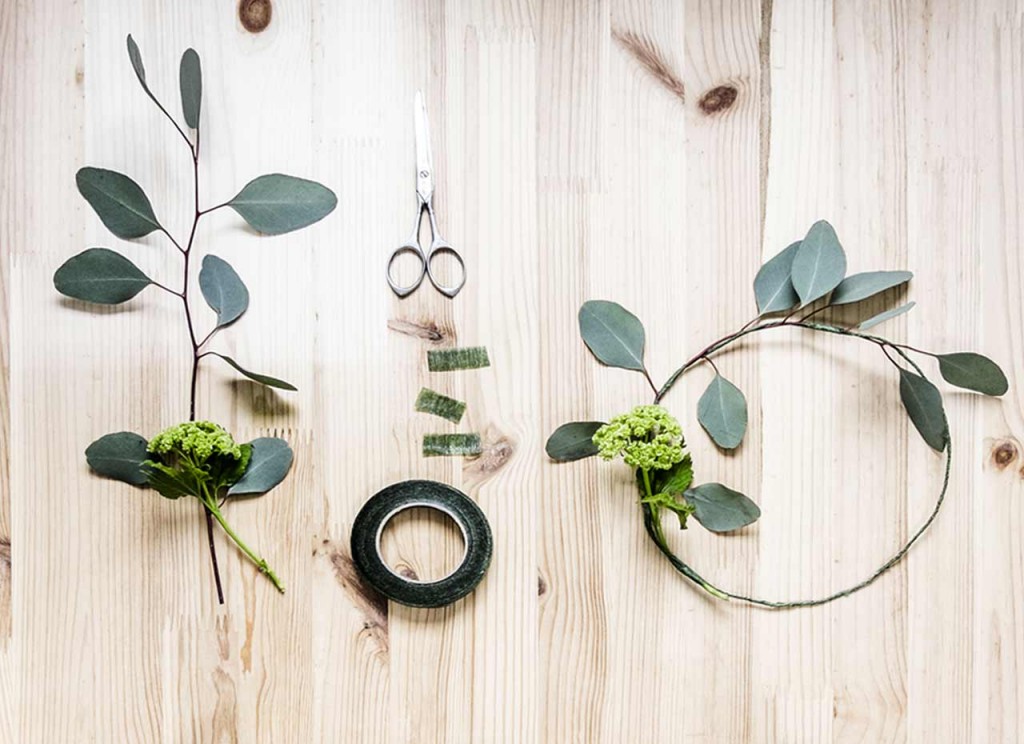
[1,0,1022,741]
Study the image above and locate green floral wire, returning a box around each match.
[646,319,954,608]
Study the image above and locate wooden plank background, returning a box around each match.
[1,0,1022,741]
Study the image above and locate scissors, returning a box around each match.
[386,91,466,298]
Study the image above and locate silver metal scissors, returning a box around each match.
[386,91,466,298]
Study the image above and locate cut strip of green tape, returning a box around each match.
[415,388,467,424]
[423,433,482,457]
[427,346,490,372]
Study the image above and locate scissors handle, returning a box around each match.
[425,241,466,298]
[386,241,428,298]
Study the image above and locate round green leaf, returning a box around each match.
[209,352,297,391]
[76,167,162,239]
[227,437,294,495]
[899,369,948,451]
[684,483,761,533]
[85,432,150,485]
[179,48,202,129]
[697,373,748,450]
[578,300,646,371]
[546,421,605,462]
[199,255,248,328]
[830,270,912,306]
[753,241,801,314]
[54,248,152,304]
[937,352,1008,396]
[791,220,847,307]
[228,174,338,235]
[857,301,915,331]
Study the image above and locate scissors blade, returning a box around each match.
[414,90,434,203]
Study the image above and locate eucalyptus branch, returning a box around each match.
[56,34,336,604]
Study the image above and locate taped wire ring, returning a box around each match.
[350,480,492,608]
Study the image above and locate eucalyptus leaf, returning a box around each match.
[54,248,153,304]
[830,271,912,306]
[126,34,149,91]
[227,437,294,495]
[684,483,761,533]
[546,421,605,462]
[697,374,748,450]
[77,167,162,239]
[179,48,202,129]
[937,353,1008,396]
[753,241,801,314]
[578,300,646,371]
[898,369,948,451]
[85,432,150,486]
[209,353,297,391]
[791,220,847,306]
[858,301,915,331]
[199,255,248,328]
[228,174,338,235]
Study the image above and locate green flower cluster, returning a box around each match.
[593,405,686,470]
[148,420,242,463]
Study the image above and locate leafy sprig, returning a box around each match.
[547,219,1007,608]
[55,35,336,602]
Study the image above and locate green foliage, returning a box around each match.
[684,483,761,533]
[85,432,150,485]
[54,248,152,304]
[791,220,847,306]
[858,302,915,330]
[178,48,202,129]
[753,241,801,314]
[937,352,1008,396]
[76,167,162,239]
[209,352,297,391]
[126,34,150,94]
[898,369,948,452]
[228,174,338,235]
[696,373,747,450]
[593,405,685,470]
[545,421,605,462]
[227,438,293,496]
[578,300,646,372]
[56,34,334,601]
[548,217,1007,607]
[199,255,248,328]
[648,455,694,497]
[830,271,912,305]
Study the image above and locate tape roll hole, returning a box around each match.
[376,503,468,583]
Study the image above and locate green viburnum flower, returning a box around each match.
[148,420,242,462]
[593,405,686,470]
[142,420,282,592]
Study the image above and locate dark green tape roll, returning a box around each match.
[350,480,493,608]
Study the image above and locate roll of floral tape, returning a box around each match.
[350,480,493,608]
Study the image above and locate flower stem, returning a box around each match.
[203,491,285,594]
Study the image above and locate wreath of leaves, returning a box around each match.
[547,220,1007,608]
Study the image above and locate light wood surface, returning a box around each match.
[2,1,1022,742]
